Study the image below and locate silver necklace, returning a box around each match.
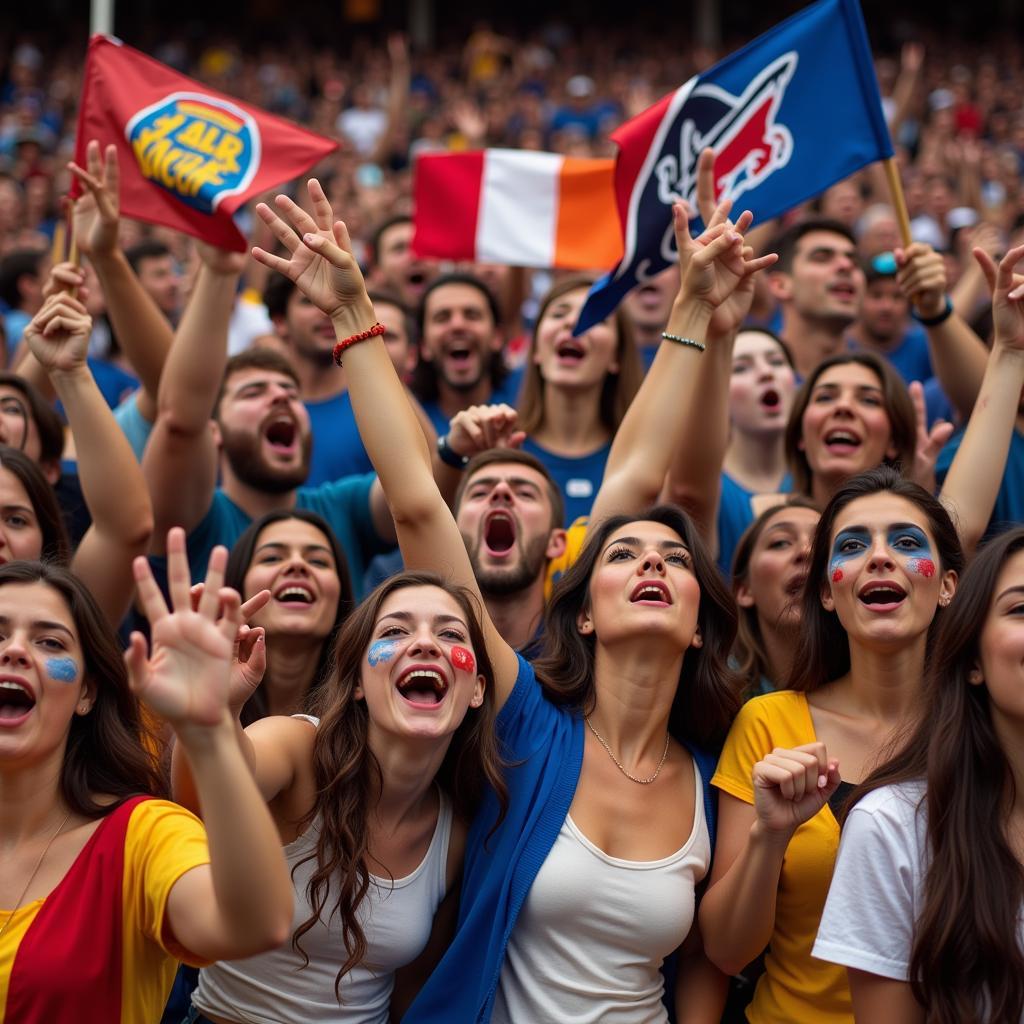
[0,810,72,940]
[585,715,670,785]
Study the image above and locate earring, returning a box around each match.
[579,622,593,634]
[939,595,951,608]
[77,701,90,714]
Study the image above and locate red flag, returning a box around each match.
[73,35,339,251]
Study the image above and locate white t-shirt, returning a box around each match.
[814,780,1024,1020]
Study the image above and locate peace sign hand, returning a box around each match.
[126,528,241,732]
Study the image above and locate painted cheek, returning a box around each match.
[45,657,78,683]
[367,640,400,667]
[906,557,936,578]
[831,565,844,583]
[450,645,475,673]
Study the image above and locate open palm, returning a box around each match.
[976,243,1024,353]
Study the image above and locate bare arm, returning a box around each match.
[848,971,925,1024]
[370,33,411,167]
[23,295,153,626]
[143,246,245,549]
[673,920,729,1024]
[251,180,521,706]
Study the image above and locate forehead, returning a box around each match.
[814,362,883,390]
[604,519,687,550]
[376,584,467,624]
[138,254,174,274]
[831,493,933,538]
[425,283,491,317]
[224,367,297,396]
[465,462,551,496]
[0,581,75,631]
[254,517,332,552]
[992,549,1024,603]
[761,506,821,536]
[795,230,856,258]
[733,330,786,360]
[0,466,31,504]
[865,277,902,296]
[379,221,412,251]
[541,286,588,318]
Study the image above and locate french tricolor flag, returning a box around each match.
[411,150,623,271]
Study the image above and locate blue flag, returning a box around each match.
[574,0,892,334]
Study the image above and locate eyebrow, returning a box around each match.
[0,617,75,638]
[995,585,1024,603]
[805,245,857,259]
[254,542,334,557]
[379,610,469,629]
[231,378,296,396]
[468,476,541,492]
[607,536,690,552]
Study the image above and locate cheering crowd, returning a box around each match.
[1,15,1024,1024]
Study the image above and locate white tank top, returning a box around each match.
[194,784,452,1023]
[492,758,710,1024]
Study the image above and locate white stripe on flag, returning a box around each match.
[476,150,560,267]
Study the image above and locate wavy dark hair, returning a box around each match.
[0,445,71,564]
[0,561,165,815]
[293,570,507,997]
[516,275,642,437]
[785,351,916,499]
[730,495,820,697]
[789,467,964,691]
[534,505,741,749]
[224,509,354,726]
[848,528,1024,1022]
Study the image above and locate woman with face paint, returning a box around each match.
[0,531,292,1021]
[814,527,1024,1023]
[250,180,776,1023]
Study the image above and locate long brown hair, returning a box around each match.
[848,528,1024,1022]
[730,495,820,696]
[516,275,642,437]
[785,352,916,498]
[534,505,741,750]
[790,467,964,691]
[0,561,165,815]
[293,571,507,997]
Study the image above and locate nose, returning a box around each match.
[407,624,442,658]
[866,535,897,572]
[637,549,666,575]
[0,632,30,667]
[488,481,514,505]
[793,536,812,566]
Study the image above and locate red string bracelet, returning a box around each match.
[333,322,386,366]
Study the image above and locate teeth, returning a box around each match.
[0,681,28,693]
[827,432,858,444]
[400,670,447,691]
[278,587,313,602]
[636,586,665,599]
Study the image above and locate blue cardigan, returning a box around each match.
[403,655,719,1024]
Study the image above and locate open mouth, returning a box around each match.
[484,511,516,556]
[265,418,297,453]
[0,680,35,723]
[824,429,862,453]
[630,581,671,605]
[858,581,907,611]
[829,282,857,301]
[784,573,807,596]
[555,339,586,363]
[274,584,315,606]
[396,667,449,707]
[407,269,427,288]
[760,388,781,411]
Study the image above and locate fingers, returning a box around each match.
[706,197,734,231]
[307,177,335,234]
[995,243,1024,295]
[925,420,955,455]
[123,631,149,694]
[672,202,694,256]
[215,587,243,644]
[45,263,86,298]
[103,143,119,192]
[196,545,228,619]
[274,191,320,240]
[254,202,301,256]
[690,225,742,269]
[696,148,717,224]
[240,588,271,621]
[973,246,998,292]
[250,245,293,277]
[908,379,926,430]
[165,526,194,613]
[133,555,170,623]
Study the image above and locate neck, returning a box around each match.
[438,378,494,420]
[843,632,928,725]
[759,617,799,687]
[634,325,663,351]
[366,726,450,828]
[483,577,546,651]
[781,308,850,378]
[810,471,842,511]
[263,635,326,716]
[220,462,298,521]
[723,427,788,493]
[849,323,903,355]
[532,384,609,455]
[587,638,683,765]
[0,752,70,849]
[293,351,347,403]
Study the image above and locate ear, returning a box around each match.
[938,569,957,609]
[353,682,365,701]
[489,329,505,353]
[967,664,984,686]
[75,675,97,716]
[766,270,793,303]
[209,419,223,451]
[40,458,61,486]
[545,528,568,562]
[689,626,703,650]
[735,581,755,609]
[469,674,486,708]
[820,581,835,612]
[576,608,594,635]
[270,313,289,341]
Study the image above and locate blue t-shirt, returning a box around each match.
[303,389,373,486]
[717,470,793,576]
[160,472,388,601]
[405,655,719,1023]
[936,426,1024,542]
[113,391,153,462]
[519,437,610,527]
[421,365,525,437]
[848,324,933,387]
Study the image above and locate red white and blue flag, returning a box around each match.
[574,0,893,333]
[73,36,339,251]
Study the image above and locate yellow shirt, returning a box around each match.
[544,516,589,599]
[713,691,851,1024]
[0,798,211,1024]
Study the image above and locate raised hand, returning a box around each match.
[974,242,1024,354]
[127,528,241,730]
[908,379,953,493]
[251,178,370,321]
[751,742,841,836]
[67,140,120,260]
[197,240,247,277]
[447,403,526,460]
[41,261,87,303]
[23,292,91,374]
[895,242,947,318]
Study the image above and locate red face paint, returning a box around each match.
[450,645,475,673]
[831,568,844,583]
[907,557,935,578]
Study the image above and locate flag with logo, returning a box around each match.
[412,150,623,270]
[574,0,892,333]
[73,35,339,252]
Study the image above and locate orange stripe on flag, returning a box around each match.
[554,158,623,270]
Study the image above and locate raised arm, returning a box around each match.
[251,180,521,706]
[938,244,1024,554]
[593,151,777,529]
[22,294,153,625]
[142,244,245,550]
[129,530,292,961]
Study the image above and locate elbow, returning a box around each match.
[697,905,748,977]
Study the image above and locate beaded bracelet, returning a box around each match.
[333,322,386,366]
[660,331,706,353]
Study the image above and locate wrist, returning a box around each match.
[666,295,713,336]
[749,816,796,851]
[437,433,470,468]
[330,297,378,340]
[911,295,952,326]
[49,363,92,387]
[173,712,236,756]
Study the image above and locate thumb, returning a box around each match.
[123,632,148,694]
[926,420,955,455]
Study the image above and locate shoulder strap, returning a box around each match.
[6,796,150,1024]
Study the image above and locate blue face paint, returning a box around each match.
[45,657,78,683]
[888,524,935,577]
[829,528,870,582]
[367,640,399,667]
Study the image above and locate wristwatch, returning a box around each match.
[911,296,953,327]
[437,433,470,469]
